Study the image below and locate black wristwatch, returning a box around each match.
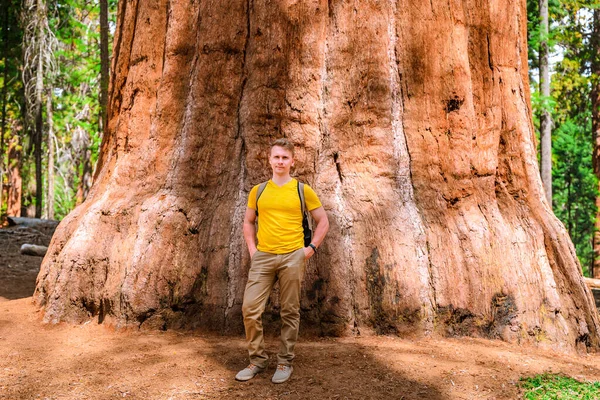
[308,243,317,253]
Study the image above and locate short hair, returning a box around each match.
[270,138,295,157]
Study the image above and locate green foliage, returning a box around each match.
[0,0,116,220]
[520,373,600,399]
[552,57,591,127]
[50,0,108,177]
[531,92,558,129]
[552,121,598,274]
[54,169,77,219]
[527,0,563,82]
[528,0,600,274]
[0,0,24,222]
[0,0,25,178]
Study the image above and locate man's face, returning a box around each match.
[269,146,294,176]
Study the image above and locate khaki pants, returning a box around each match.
[242,248,306,368]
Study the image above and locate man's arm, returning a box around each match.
[304,206,329,258]
[243,207,258,258]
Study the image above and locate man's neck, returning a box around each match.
[271,174,293,186]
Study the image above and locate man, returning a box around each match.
[235,138,329,384]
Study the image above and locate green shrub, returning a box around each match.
[520,373,600,399]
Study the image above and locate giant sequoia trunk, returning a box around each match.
[35,0,600,350]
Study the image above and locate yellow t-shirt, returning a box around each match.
[247,178,322,254]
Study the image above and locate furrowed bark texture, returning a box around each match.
[35,0,599,350]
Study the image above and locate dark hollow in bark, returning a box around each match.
[35,0,599,351]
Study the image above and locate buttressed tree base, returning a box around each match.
[35,0,600,351]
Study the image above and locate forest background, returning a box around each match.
[0,0,599,275]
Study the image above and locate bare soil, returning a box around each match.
[2,225,600,399]
[0,223,53,301]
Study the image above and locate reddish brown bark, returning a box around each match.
[6,135,21,217]
[35,0,599,350]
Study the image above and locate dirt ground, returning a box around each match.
[2,225,600,399]
[0,222,54,301]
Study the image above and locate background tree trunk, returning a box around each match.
[6,135,21,217]
[0,5,8,217]
[75,147,92,205]
[22,0,53,218]
[539,0,552,205]
[45,88,53,219]
[35,0,600,350]
[99,0,109,141]
[33,25,43,219]
[591,9,600,279]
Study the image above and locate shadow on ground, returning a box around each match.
[6,297,600,399]
[0,301,447,400]
[206,337,445,399]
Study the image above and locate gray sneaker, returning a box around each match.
[235,364,265,381]
[271,364,293,383]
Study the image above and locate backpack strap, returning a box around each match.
[297,181,306,216]
[297,181,313,246]
[255,181,268,216]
